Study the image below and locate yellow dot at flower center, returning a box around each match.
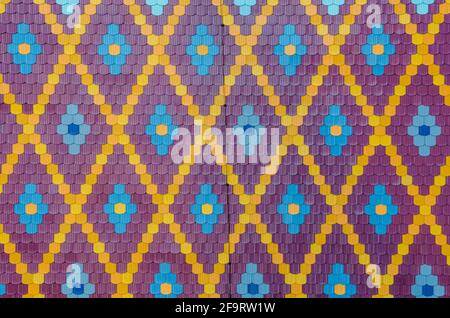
[372,44,384,55]
[109,44,121,56]
[375,204,387,216]
[334,284,346,295]
[330,125,342,136]
[25,203,38,215]
[160,283,172,295]
[18,43,31,55]
[197,45,209,56]
[284,44,296,56]
[156,124,168,136]
[114,203,126,214]
[202,203,214,215]
[288,204,299,215]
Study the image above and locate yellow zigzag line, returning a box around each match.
[0,0,449,299]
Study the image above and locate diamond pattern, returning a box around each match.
[0,0,449,298]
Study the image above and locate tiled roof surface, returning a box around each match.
[0,0,449,298]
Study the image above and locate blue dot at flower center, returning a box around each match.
[419,125,430,136]
[72,284,85,295]
[422,284,434,297]
[68,123,80,135]
[247,283,259,295]
[243,124,254,132]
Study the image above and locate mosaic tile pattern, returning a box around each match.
[0,0,450,298]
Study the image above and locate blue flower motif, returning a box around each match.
[362,25,395,76]
[98,24,131,75]
[322,0,344,15]
[7,24,42,75]
[319,105,352,156]
[14,184,48,234]
[186,25,220,76]
[191,184,224,234]
[145,0,169,16]
[324,264,356,298]
[104,184,137,234]
[150,263,183,298]
[61,263,95,298]
[412,265,445,298]
[0,284,6,296]
[277,184,311,234]
[233,0,256,16]
[56,104,90,155]
[233,105,266,156]
[412,0,435,15]
[56,0,79,15]
[364,185,398,235]
[408,105,441,156]
[274,24,307,76]
[145,104,178,156]
[237,263,269,298]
